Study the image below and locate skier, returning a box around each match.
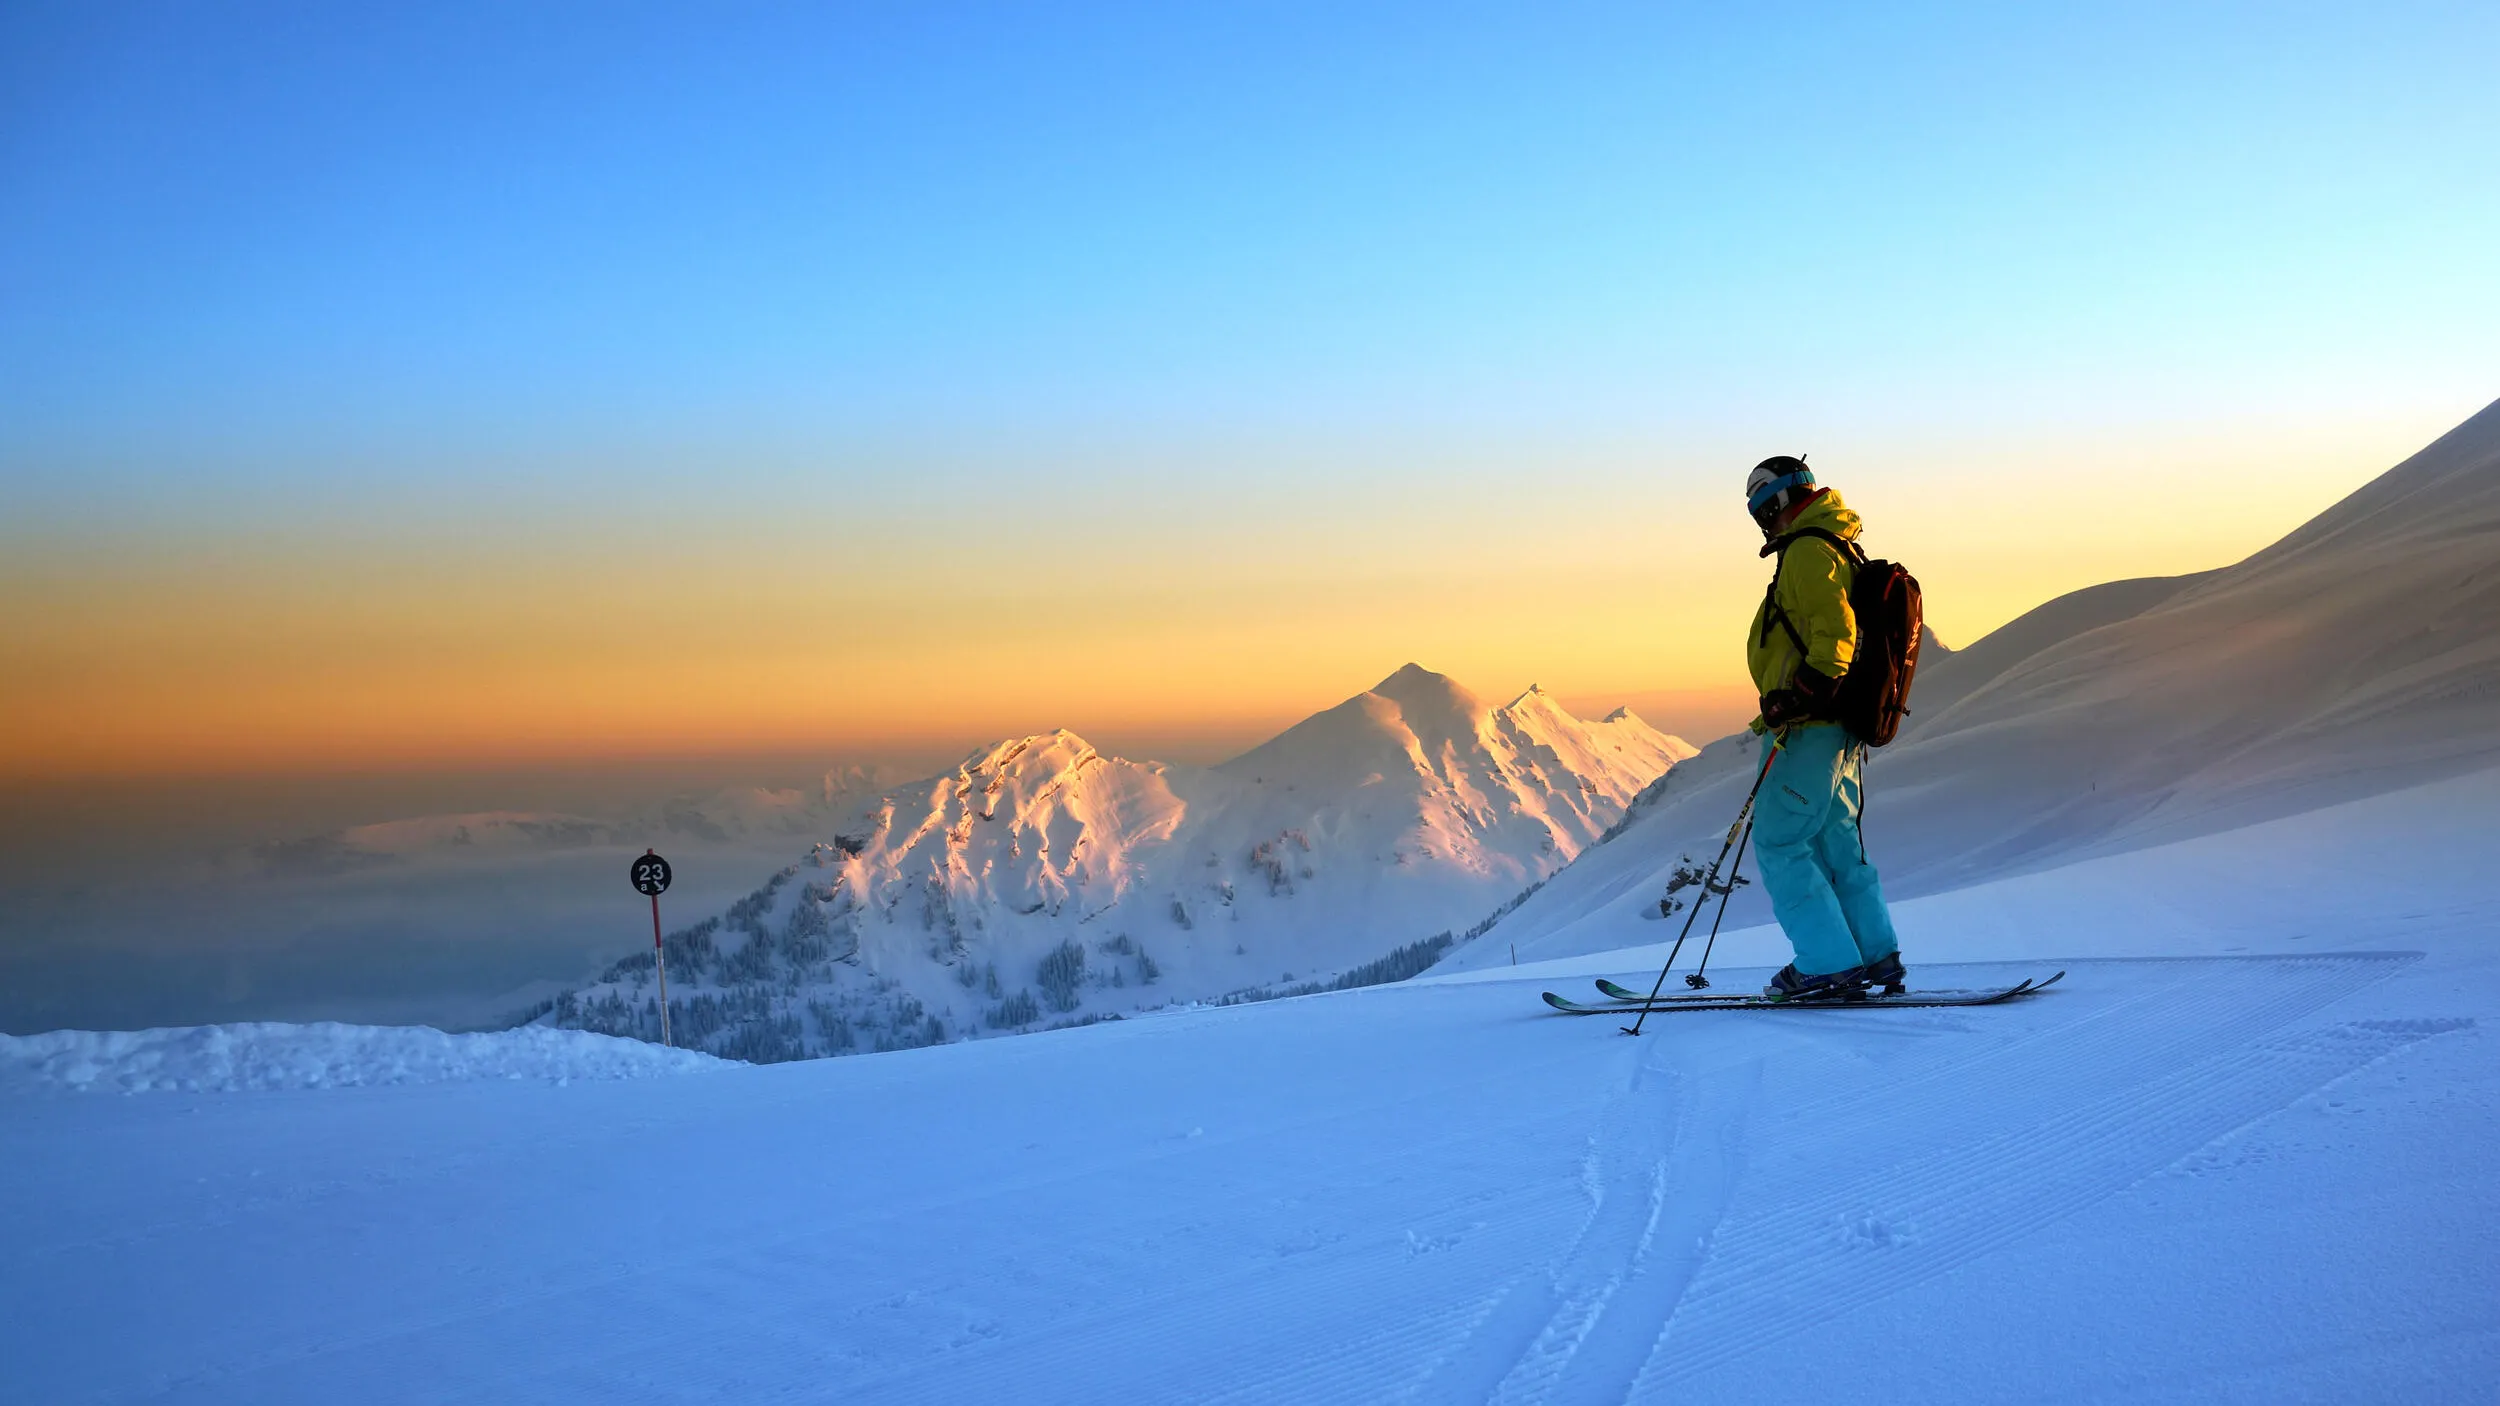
[1742,455,1906,1000]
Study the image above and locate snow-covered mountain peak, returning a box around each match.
[550,667,1697,1061]
[1368,662,1492,729]
[946,729,1106,788]
[849,730,1183,903]
[1496,684,1580,728]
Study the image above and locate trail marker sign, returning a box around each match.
[631,849,675,1046]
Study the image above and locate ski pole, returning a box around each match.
[1683,813,1754,991]
[1622,740,1779,1037]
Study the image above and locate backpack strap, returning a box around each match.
[1761,525,1867,567]
[1756,528,1863,654]
[1760,576,1809,654]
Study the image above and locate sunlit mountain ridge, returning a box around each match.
[542,666,1691,1058]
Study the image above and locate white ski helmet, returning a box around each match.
[1745,454,1815,531]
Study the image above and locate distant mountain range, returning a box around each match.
[541,665,1690,1060]
[215,765,909,882]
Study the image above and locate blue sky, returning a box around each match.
[8,2,2492,461]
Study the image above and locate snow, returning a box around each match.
[0,1022,729,1095]
[6,763,2495,1401]
[1434,760,2500,990]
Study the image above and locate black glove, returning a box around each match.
[1791,662,1841,709]
[1760,664,1841,727]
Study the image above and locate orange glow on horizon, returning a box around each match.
[0,414,2439,781]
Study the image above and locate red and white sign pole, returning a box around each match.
[630,849,675,1048]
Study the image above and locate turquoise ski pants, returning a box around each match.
[1754,724,1901,977]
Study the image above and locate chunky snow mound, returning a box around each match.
[0,1022,731,1095]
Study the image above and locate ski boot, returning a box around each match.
[1763,962,1870,1003]
[1860,951,1907,997]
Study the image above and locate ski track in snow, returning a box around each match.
[4,952,2484,1405]
[1495,1052,1757,1404]
[1390,952,2454,1406]
[1634,953,2442,1394]
[1405,1037,1755,1404]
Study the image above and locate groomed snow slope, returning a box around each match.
[9,768,2493,1403]
[1879,392,2500,885]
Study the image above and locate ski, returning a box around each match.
[1545,989,1761,1014]
[1590,974,2050,1005]
[1594,977,1764,1004]
[1543,971,2063,1016]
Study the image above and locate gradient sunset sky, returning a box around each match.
[4,1,2496,781]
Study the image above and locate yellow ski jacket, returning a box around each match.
[1746,489,1863,726]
